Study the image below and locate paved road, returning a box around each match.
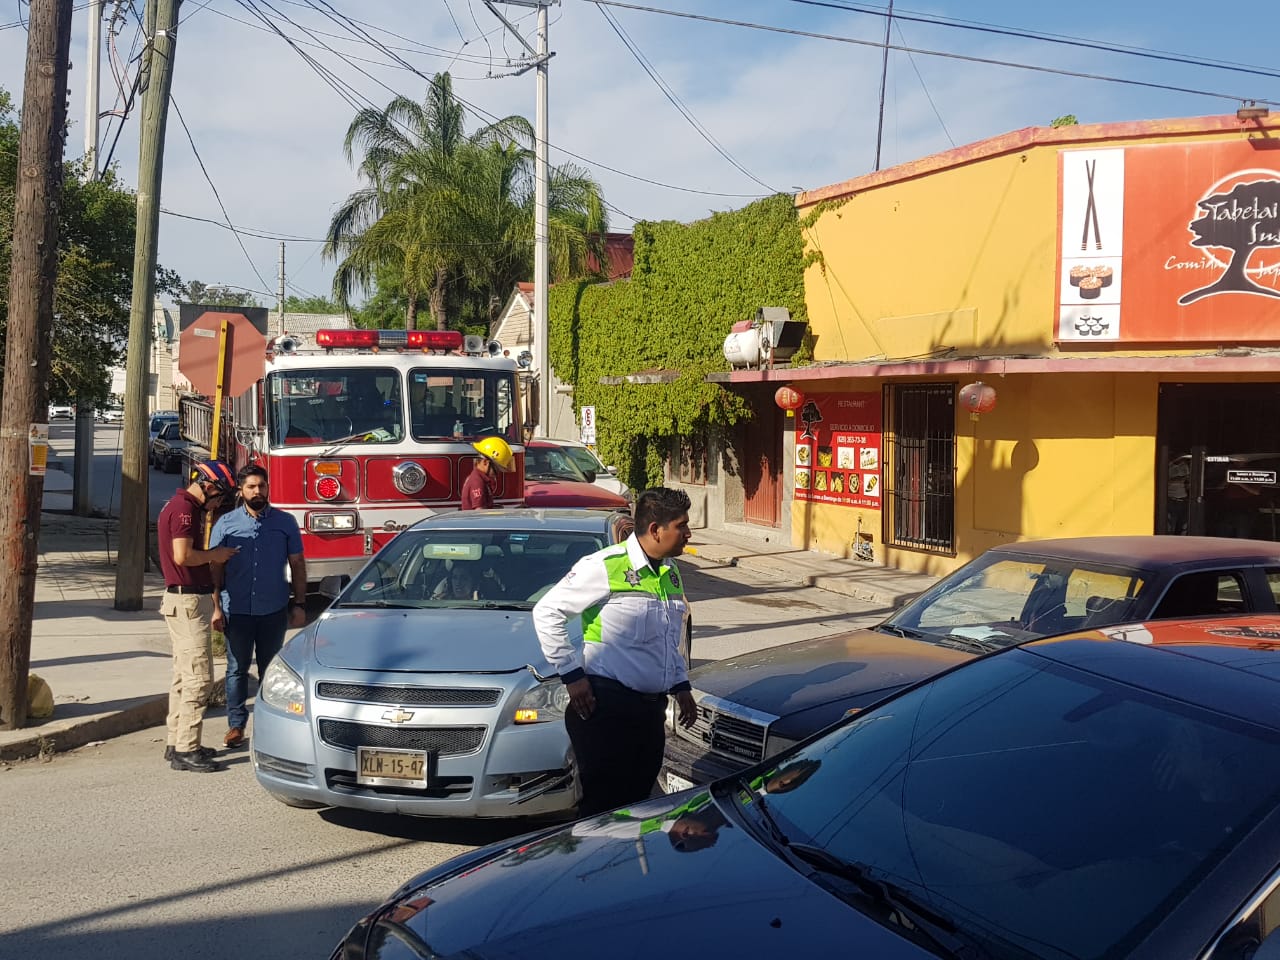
[45,422,173,521]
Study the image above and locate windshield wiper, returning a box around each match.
[878,623,927,640]
[739,783,791,848]
[938,633,1008,653]
[335,600,418,610]
[475,601,530,611]
[784,844,976,958]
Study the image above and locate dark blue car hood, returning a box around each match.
[345,791,933,959]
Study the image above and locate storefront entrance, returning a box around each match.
[1157,383,1280,541]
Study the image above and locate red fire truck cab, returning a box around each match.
[180,328,525,586]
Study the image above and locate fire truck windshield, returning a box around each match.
[408,368,519,443]
[267,368,404,446]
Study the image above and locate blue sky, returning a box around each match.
[2,0,1278,309]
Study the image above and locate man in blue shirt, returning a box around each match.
[210,464,307,749]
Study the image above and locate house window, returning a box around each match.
[673,435,707,486]
[883,383,955,553]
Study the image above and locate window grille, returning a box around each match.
[883,383,956,553]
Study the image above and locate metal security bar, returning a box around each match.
[884,383,956,553]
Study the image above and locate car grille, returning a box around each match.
[315,682,502,707]
[678,703,767,764]
[318,719,486,757]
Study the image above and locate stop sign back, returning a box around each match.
[178,311,267,398]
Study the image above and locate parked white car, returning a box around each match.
[47,404,74,422]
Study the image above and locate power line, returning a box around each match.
[784,0,1280,85]
[588,0,1278,107]
[169,94,274,293]
[894,17,952,148]
[594,2,777,193]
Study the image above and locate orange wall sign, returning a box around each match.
[1057,139,1280,343]
[794,393,882,508]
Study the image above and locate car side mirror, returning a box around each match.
[318,574,350,599]
[606,465,618,476]
[582,469,597,483]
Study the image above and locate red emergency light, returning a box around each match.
[315,329,464,352]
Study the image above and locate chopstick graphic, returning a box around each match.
[1081,159,1102,251]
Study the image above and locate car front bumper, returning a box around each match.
[252,680,579,819]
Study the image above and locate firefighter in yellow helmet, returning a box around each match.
[461,436,515,509]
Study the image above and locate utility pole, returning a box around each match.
[483,0,553,437]
[277,240,286,338]
[73,0,103,517]
[873,0,894,172]
[0,0,75,730]
[114,0,179,611]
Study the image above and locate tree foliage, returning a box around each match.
[548,194,808,488]
[326,72,608,331]
[1,87,181,406]
[182,279,260,308]
[283,293,343,314]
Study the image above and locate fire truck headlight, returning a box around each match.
[392,460,428,496]
[309,512,357,532]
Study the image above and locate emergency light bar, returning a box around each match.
[315,329,465,351]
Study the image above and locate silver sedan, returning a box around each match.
[252,508,636,819]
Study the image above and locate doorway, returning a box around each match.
[743,404,781,527]
[1157,383,1280,541]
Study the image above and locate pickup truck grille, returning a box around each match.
[677,700,768,764]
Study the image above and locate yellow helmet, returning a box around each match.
[472,436,515,472]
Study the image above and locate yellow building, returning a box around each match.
[720,114,1280,576]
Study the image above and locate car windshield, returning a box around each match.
[408,367,519,443]
[882,553,1147,649]
[336,528,605,609]
[526,447,590,482]
[736,648,1280,960]
[150,416,177,433]
[267,367,404,446]
[559,445,606,479]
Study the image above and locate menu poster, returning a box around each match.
[793,393,882,508]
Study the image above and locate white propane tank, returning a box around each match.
[723,328,763,368]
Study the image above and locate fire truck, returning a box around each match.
[179,328,525,586]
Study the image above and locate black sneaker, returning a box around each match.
[170,750,220,773]
[163,745,215,763]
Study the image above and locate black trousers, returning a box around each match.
[565,675,668,817]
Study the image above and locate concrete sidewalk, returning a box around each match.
[0,497,939,762]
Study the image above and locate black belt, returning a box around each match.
[166,585,214,595]
[589,675,668,703]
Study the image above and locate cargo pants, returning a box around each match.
[161,592,214,753]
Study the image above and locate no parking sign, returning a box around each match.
[580,406,596,445]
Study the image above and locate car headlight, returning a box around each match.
[261,657,306,718]
[513,681,570,724]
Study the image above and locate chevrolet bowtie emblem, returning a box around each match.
[382,708,415,724]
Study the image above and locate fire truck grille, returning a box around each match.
[315,682,502,707]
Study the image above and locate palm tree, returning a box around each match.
[326,72,609,331]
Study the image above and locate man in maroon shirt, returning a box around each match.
[158,460,240,772]
[460,437,515,510]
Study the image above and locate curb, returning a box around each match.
[0,677,227,763]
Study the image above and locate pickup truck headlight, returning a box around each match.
[261,657,306,718]
[513,681,570,724]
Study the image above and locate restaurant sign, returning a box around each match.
[1057,139,1280,343]
[794,393,882,508]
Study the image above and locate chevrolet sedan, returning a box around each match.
[252,508,639,819]
[663,535,1280,791]
[331,615,1280,960]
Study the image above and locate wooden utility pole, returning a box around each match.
[0,0,75,730]
[115,0,180,610]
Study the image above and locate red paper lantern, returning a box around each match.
[958,381,997,415]
[774,385,805,411]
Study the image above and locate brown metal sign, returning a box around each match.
[178,311,266,398]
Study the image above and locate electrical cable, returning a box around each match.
[895,18,952,148]
[169,93,274,294]
[587,0,1277,107]
[594,2,778,193]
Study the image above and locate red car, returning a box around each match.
[523,440,629,509]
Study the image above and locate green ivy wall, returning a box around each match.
[548,193,808,489]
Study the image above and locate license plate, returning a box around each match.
[665,771,694,794]
[357,747,429,787]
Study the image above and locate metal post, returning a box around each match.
[873,0,894,172]
[84,0,101,176]
[277,240,286,339]
[533,2,550,438]
[114,0,179,610]
[0,0,74,730]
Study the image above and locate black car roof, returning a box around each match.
[1026,615,1280,731]
[409,507,627,534]
[991,535,1280,569]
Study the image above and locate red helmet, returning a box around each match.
[191,459,236,495]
